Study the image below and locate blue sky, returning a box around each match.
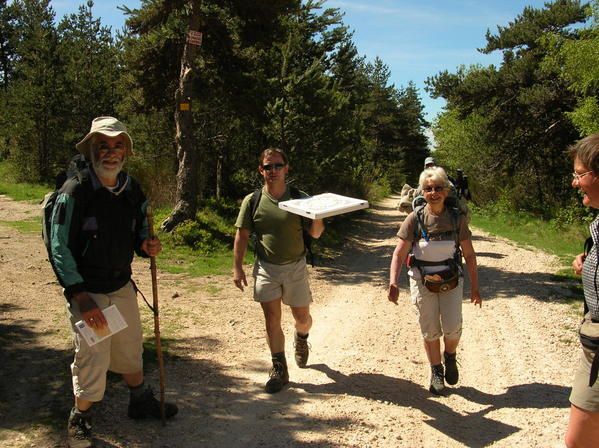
[51,0,559,121]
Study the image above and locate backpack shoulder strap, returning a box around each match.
[413,204,428,242]
[249,188,262,223]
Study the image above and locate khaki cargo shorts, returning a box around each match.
[253,257,312,307]
[569,346,599,412]
[409,277,463,341]
[66,281,143,402]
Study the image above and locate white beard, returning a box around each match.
[91,152,125,184]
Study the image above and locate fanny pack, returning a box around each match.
[579,317,599,387]
[413,258,460,293]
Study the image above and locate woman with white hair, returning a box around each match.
[388,166,482,395]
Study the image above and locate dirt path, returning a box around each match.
[0,194,581,447]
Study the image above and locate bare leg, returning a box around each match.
[565,404,599,448]
[424,338,442,365]
[291,305,312,335]
[260,299,284,354]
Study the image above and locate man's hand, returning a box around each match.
[73,292,107,329]
[142,237,162,257]
[573,252,586,276]
[233,266,248,291]
[388,284,399,305]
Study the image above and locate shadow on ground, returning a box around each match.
[295,363,568,448]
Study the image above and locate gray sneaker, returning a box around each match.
[67,407,92,448]
[294,332,310,368]
[429,364,445,395]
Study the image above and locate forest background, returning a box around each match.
[1,0,599,251]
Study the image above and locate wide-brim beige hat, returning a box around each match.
[76,116,133,159]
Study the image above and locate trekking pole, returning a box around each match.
[146,205,166,426]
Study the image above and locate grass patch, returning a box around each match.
[471,207,587,305]
[0,219,40,233]
[0,162,51,201]
[471,211,587,262]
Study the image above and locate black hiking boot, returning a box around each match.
[429,364,445,395]
[444,351,459,386]
[294,332,310,368]
[128,386,179,420]
[67,407,93,448]
[265,360,289,393]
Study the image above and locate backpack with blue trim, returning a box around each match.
[408,195,463,292]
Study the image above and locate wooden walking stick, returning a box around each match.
[146,205,166,425]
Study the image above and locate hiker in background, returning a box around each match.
[49,117,178,448]
[387,166,481,395]
[566,133,599,447]
[454,169,472,201]
[232,147,324,393]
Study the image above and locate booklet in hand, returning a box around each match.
[278,192,369,219]
[75,304,128,347]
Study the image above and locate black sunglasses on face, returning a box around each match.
[423,186,445,193]
[262,163,286,171]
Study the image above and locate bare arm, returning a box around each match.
[388,238,412,304]
[233,228,250,291]
[460,239,481,307]
[308,218,325,239]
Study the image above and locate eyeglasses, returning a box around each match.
[423,186,445,193]
[262,163,286,171]
[572,170,594,182]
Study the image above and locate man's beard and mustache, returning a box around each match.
[91,151,125,182]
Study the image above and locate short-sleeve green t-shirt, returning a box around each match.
[235,187,307,265]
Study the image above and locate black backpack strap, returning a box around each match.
[289,186,314,266]
[413,205,429,242]
[250,188,262,221]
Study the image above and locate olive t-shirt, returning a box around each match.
[235,187,308,265]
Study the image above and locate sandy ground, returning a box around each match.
[0,193,583,447]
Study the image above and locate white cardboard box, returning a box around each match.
[278,192,369,219]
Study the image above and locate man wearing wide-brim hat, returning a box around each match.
[49,116,178,447]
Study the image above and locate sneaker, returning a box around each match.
[429,364,445,395]
[294,332,310,368]
[265,360,289,393]
[67,407,92,448]
[128,386,179,420]
[444,351,459,385]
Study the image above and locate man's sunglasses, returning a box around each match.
[262,163,286,171]
[423,186,445,193]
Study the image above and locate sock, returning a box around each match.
[296,332,309,339]
[129,382,146,400]
[272,352,287,366]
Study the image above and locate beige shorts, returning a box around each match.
[253,257,312,307]
[409,277,463,341]
[66,282,143,402]
[570,346,599,412]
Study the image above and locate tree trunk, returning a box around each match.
[161,5,201,232]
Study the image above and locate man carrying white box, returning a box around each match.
[233,147,325,393]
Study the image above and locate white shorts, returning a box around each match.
[66,282,143,402]
[409,277,463,341]
[253,257,312,307]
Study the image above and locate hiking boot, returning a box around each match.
[429,364,445,395]
[444,351,459,386]
[128,386,179,420]
[67,407,93,448]
[294,332,310,368]
[265,360,289,394]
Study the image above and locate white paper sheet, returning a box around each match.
[278,193,369,219]
[75,304,128,347]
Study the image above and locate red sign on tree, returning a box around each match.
[186,31,203,47]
